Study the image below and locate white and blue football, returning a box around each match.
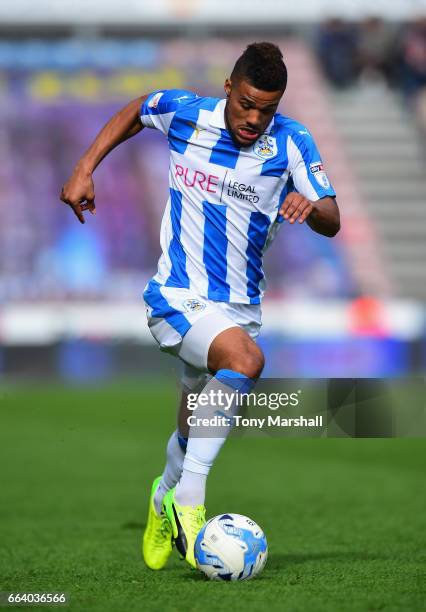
[194,513,268,581]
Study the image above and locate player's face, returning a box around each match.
[224,78,283,147]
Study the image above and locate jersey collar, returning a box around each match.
[209,99,227,129]
[209,99,275,135]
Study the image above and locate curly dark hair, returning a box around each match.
[231,42,288,92]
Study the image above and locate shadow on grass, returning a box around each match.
[179,551,390,583]
[121,521,145,529]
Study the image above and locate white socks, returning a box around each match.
[174,469,208,507]
[155,370,254,509]
[153,430,185,515]
[175,370,252,507]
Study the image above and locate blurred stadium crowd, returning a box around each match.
[0,13,425,378]
[0,36,360,303]
[317,17,426,125]
[1,19,425,302]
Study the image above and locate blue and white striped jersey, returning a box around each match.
[140,89,336,304]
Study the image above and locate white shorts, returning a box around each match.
[143,281,261,388]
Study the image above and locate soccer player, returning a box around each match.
[60,42,340,571]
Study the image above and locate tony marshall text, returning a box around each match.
[187,415,323,428]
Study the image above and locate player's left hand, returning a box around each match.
[278,193,314,224]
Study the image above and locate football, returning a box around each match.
[194,513,268,581]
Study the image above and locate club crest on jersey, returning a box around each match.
[253,135,278,160]
[183,298,206,313]
[310,161,331,189]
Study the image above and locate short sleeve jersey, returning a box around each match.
[140,89,336,304]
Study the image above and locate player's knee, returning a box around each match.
[228,347,265,380]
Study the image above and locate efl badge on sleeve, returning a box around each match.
[253,135,278,160]
[309,161,331,189]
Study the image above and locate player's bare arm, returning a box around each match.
[279,192,340,237]
[60,94,148,224]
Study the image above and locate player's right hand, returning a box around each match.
[60,171,96,224]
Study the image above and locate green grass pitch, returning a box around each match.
[1,380,425,611]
